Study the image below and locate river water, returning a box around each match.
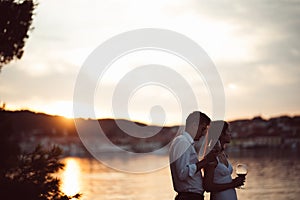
[58,149,300,200]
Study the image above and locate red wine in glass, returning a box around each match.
[236,164,247,189]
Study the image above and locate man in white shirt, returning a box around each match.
[169,111,212,200]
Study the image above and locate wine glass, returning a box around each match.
[236,163,247,189]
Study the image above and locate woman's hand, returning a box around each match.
[232,176,245,188]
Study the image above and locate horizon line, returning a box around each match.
[2,108,300,127]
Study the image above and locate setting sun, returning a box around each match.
[43,101,74,118]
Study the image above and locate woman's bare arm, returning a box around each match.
[203,162,245,192]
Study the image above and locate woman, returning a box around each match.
[203,121,245,200]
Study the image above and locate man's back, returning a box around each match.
[169,132,204,194]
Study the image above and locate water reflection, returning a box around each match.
[58,149,300,200]
[61,158,81,196]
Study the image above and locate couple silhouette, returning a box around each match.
[169,111,245,200]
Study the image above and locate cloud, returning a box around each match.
[1,0,299,123]
[0,61,77,105]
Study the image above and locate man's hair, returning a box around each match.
[186,111,211,129]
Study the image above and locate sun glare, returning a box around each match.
[61,158,81,197]
[228,83,237,90]
[44,101,74,118]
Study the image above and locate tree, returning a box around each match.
[0,2,81,198]
[0,114,20,178]
[0,0,37,70]
[0,145,81,200]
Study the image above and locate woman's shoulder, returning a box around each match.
[206,157,218,169]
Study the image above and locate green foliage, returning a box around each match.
[0,0,37,70]
[0,145,81,200]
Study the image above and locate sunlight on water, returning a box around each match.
[61,158,81,196]
[57,150,300,200]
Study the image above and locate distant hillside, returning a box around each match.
[229,115,300,148]
[1,110,299,153]
[0,110,181,153]
[0,110,77,137]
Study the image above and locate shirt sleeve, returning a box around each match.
[173,140,198,181]
[188,163,197,177]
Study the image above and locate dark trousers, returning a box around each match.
[175,192,204,200]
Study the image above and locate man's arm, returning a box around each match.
[172,140,197,181]
[196,158,208,172]
[196,150,218,172]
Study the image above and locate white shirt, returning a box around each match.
[169,131,204,194]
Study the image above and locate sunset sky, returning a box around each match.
[0,0,299,125]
